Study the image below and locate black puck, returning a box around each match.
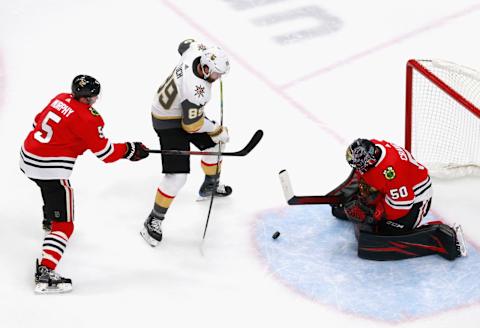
[272,231,281,239]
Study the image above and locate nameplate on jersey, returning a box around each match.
[51,99,74,117]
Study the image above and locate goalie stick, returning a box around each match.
[148,130,263,157]
[279,169,344,205]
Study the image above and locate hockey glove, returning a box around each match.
[209,126,229,144]
[358,179,380,203]
[344,198,382,225]
[125,142,149,161]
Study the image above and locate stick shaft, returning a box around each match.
[279,170,343,205]
[202,79,224,239]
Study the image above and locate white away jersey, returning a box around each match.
[151,40,214,133]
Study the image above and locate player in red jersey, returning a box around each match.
[330,139,467,261]
[20,75,149,294]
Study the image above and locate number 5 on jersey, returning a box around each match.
[34,112,61,143]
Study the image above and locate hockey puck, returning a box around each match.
[272,231,281,239]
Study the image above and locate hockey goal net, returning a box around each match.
[405,59,480,178]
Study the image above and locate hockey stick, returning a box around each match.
[148,129,263,157]
[279,169,343,205]
[203,78,224,240]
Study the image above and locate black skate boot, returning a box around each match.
[140,213,164,247]
[198,174,232,200]
[34,260,72,294]
[436,224,467,260]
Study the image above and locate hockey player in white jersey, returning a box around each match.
[141,39,231,246]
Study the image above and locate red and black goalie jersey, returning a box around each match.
[359,139,432,220]
[20,93,127,179]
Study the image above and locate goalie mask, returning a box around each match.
[346,139,379,173]
[200,46,230,79]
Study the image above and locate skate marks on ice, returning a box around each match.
[254,206,480,322]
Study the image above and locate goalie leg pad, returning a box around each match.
[357,224,460,261]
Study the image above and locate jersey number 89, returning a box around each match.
[157,72,178,110]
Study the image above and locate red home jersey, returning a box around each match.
[359,139,432,220]
[20,93,127,179]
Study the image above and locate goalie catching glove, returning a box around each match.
[125,142,149,161]
[344,197,384,224]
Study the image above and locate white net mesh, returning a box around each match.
[410,59,480,178]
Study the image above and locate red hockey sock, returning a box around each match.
[40,221,74,270]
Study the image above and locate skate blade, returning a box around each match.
[454,224,467,257]
[140,228,160,247]
[34,282,72,294]
[196,194,230,201]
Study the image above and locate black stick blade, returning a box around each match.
[230,129,263,156]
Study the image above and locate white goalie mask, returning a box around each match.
[200,46,230,79]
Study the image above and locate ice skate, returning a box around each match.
[197,175,232,201]
[453,223,467,257]
[140,214,163,247]
[34,260,72,294]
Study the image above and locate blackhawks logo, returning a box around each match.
[383,166,396,180]
[89,107,100,116]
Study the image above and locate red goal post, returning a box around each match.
[405,59,480,177]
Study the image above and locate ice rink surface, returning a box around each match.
[0,1,479,327]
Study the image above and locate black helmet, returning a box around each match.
[71,75,100,99]
[346,139,379,173]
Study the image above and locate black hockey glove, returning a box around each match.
[125,142,149,161]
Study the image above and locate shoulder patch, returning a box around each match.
[89,107,100,116]
[194,85,205,98]
[383,166,396,180]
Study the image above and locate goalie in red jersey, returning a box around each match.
[20,75,150,294]
[330,138,467,261]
